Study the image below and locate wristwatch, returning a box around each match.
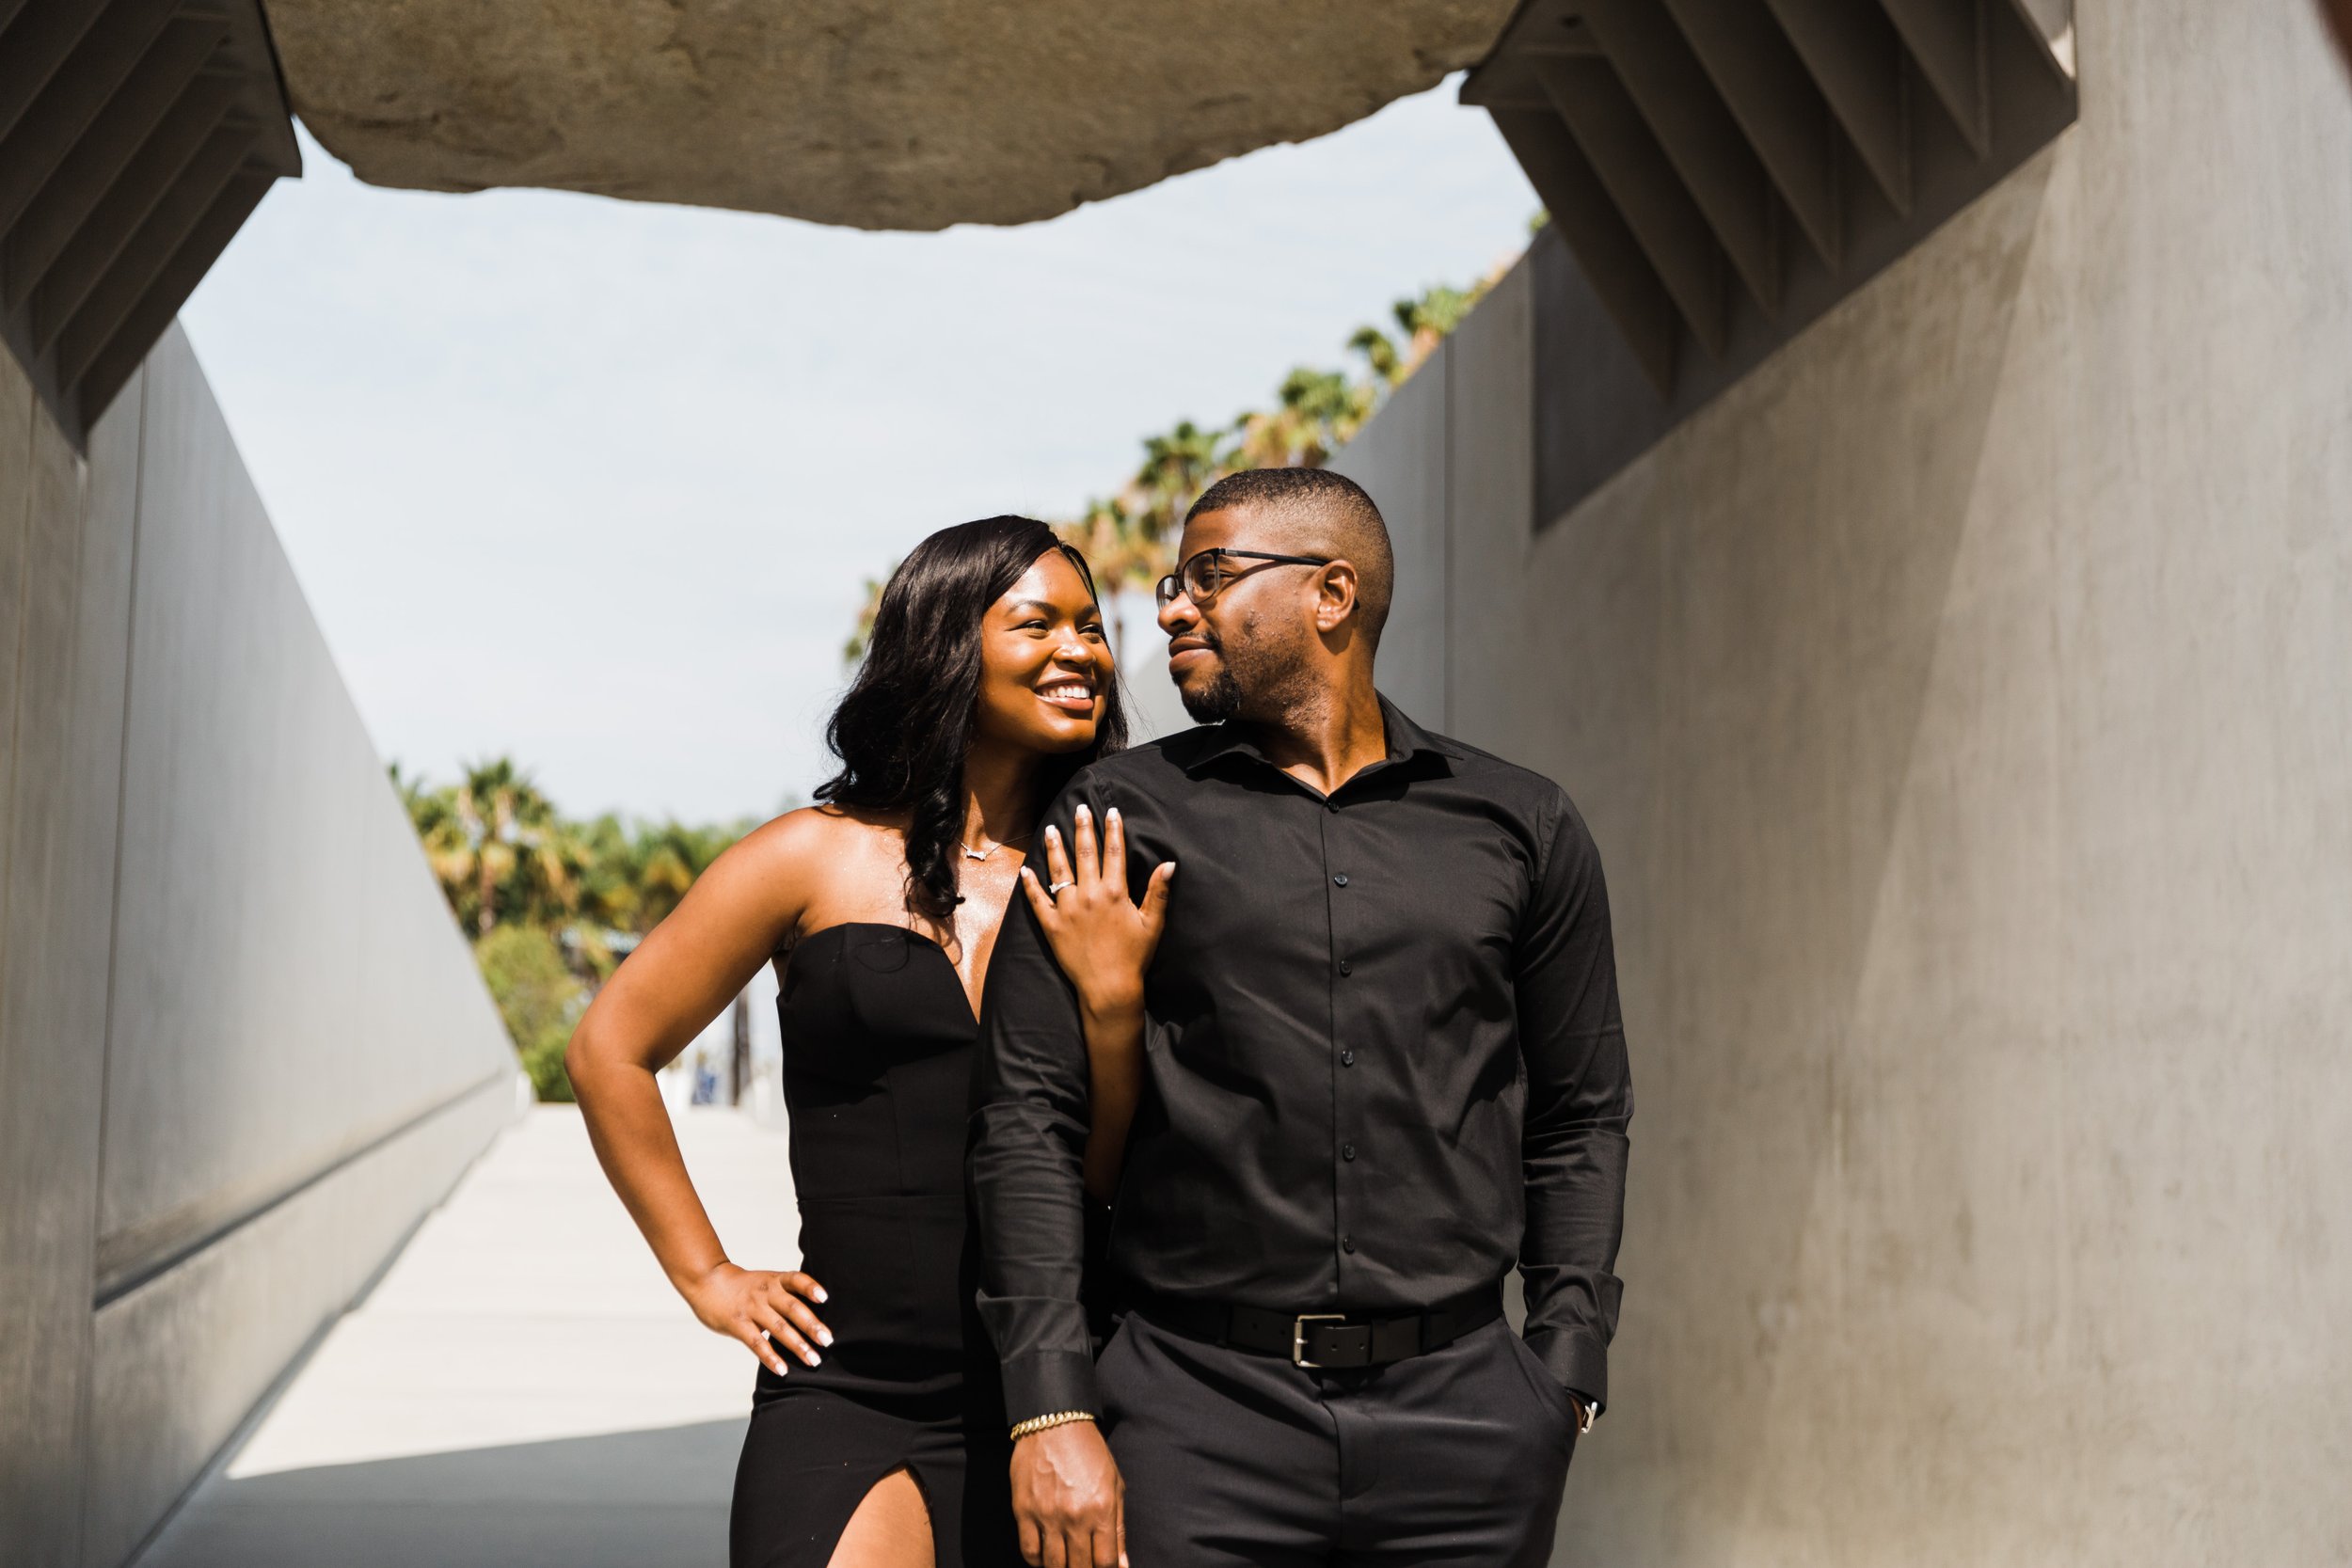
[1569,1392,1597,1434]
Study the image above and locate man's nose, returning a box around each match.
[1157,593,1197,636]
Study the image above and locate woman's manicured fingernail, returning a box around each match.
[818,1329,834,1346]
[1077,805,1090,821]
[1108,806,1120,820]
[814,1288,829,1302]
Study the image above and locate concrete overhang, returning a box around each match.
[259,0,1522,230]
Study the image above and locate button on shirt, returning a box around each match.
[969,698,1633,1422]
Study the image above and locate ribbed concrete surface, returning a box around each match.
[139,1106,798,1568]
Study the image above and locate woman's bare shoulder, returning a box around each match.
[727,804,896,870]
[710,804,906,923]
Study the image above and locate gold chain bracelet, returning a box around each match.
[1009,1410,1096,1441]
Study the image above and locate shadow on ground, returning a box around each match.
[142,1418,745,1568]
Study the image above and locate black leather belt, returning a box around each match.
[1123,1282,1502,1370]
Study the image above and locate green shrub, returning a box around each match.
[475,923,584,1102]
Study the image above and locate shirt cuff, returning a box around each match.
[1525,1325,1609,1413]
[1001,1349,1102,1426]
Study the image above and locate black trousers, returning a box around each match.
[1098,1311,1577,1566]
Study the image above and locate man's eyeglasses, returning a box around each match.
[1154,548,1334,610]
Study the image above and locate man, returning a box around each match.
[970,467,1631,1567]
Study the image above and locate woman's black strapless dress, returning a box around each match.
[729,924,1017,1568]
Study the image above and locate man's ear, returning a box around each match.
[1313,560,1359,633]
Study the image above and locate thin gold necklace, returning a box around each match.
[960,828,1035,863]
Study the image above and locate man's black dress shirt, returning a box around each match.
[970,698,1631,1423]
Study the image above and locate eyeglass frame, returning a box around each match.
[1154,547,1335,609]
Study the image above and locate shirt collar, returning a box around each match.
[1173,693,1456,779]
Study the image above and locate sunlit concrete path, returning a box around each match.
[138,1105,798,1568]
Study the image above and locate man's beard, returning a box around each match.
[1180,664,1244,723]
[1176,619,1295,724]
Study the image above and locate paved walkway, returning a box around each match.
[141,1105,799,1568]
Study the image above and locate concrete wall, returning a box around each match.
[0,327,519,1568]
[1331,2,2352,1561]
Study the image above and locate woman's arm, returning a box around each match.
[564,812,834,1376]
[1020,803,1173,1204]
[1075,1000,1145,1206]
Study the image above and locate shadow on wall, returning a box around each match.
[1527,151,2087,1560]
[139,1418,742,1568]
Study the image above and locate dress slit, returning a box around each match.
[728,922,1016,1567]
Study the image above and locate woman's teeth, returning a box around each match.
[1040,681,1093,705]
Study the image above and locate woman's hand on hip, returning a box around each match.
[1022,804,1173,1020]
[680,1260,832,1375]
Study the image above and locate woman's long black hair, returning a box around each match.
[816,516,1128,925]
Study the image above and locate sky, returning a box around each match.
[178,78,1540,825]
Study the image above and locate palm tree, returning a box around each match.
[1393,284,1481,371]
[1396,285,1479,349]
[1349,276,1508,400]
[627,819,744,933]
[1128,419,1232,546]
[393,767,484,929]
[854,256,1529,668]
[431,758,583,937]
[572,812,642,931]
[1233,366,1377,470]
[843,564,896,666]
[1057,496,1162,662]
[390,759,754,1107]
[1348,324,1405,388]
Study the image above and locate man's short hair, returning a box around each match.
[1185,467,1393,644]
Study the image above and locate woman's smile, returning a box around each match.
[1037,676,1097,713]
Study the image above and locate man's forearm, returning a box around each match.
[972,878,1110,1424]
[1520,1116,1630,1407]
[970,1096,1103,1420]
[1514,791,1633,1408]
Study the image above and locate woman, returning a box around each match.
[565,517,1171,1568]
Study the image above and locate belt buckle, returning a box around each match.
[1292,1314,1346,1368]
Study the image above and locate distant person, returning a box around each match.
[568,517,1168,1568]
[971,467,1632,1567]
